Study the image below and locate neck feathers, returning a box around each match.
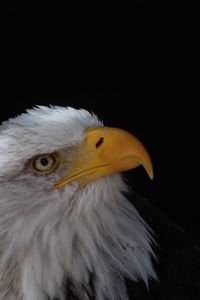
[0,175,157,299]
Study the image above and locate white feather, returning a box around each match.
[0,106,156,299]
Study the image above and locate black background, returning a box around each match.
[0,5,197,248]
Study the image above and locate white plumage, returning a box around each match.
[0,106,156,300]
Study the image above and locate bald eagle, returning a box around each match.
[0,106,156,300]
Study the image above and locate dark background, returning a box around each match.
[1,0,197,273]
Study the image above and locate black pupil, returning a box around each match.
[40,157,49,166]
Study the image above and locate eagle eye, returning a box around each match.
[30,153,60,174]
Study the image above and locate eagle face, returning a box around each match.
[0,106,156,300]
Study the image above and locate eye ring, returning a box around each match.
[30,153,60,174]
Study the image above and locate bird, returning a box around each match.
[0,106,157,300]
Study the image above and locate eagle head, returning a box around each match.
[0,106,156,300]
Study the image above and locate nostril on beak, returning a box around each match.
[96,137,104,148]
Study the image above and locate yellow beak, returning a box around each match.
[53,127,153,189]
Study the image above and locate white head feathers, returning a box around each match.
[0,106,156,300]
